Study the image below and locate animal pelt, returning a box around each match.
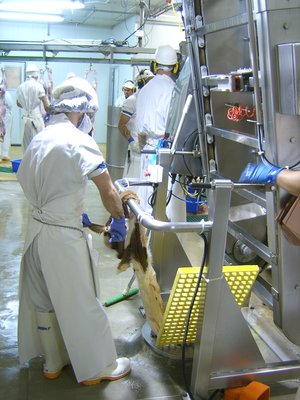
[116,190,164,336]
[85,190,165,335]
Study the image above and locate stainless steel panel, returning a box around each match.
[202,0,247,23]
[106,106,127,182]
[205,25,250,74]
[278,43,300,115]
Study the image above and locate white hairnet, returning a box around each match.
[26,63,39,78]
[122,80,136,90]
[50,77,98,114]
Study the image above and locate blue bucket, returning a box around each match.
[186,188,200,213]
[11,159,22,173]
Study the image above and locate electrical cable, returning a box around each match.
[122,4,150,43]
[257,124,300,169]
[181,233,208,400]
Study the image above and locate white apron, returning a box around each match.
[17,115,117,382]
[16,78,46,151]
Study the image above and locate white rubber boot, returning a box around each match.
[82,357,131,386]
[36,311,70,379]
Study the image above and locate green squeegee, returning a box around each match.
[103,288,139,307]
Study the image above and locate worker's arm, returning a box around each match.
[118,113,132,141]
[92,170,126,242]
[40,95,50,113]
[239,162,300,197]
[277,169,300,197]
[91,170,124,219]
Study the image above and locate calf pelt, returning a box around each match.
[115,190,164,336]
[85,190,165,336]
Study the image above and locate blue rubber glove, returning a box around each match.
[82,212,92,227]
[44,113,51,123]
[128,137,134,144]
[109,217,126,243]
[239,162,284,184]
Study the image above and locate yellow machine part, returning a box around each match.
[156,265,259,347]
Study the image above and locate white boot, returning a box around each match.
[36,311,70,379]
[82,357,131,386]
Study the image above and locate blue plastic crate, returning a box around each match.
[186,188,200,213]
[11,159,22,173]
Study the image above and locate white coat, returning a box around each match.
[16,78,46,151]
[17,114,117,382]
[135,74,175,213]
[0,91,13,158]
[121,93,141,179]
[136,74,175,148]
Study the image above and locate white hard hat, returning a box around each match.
[155,45,177,66]
[122,80,136,90]
[26,63,39,77]
[66,72,76,79]
[135,69,154,82]
[50,76,98,113]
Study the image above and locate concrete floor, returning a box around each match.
[0,150,299,399]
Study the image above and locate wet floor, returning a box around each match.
[0,151,299,399]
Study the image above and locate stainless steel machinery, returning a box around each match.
[120,1,300,398]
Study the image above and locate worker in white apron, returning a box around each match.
[17,76,130,385]
[118,69,154,180]
[136,45,179,215]
[16,63,50,151]
[0,89,13,161]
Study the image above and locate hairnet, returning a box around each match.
[50,77,98,113]
[26,63,39,78]
[122,80,136,90]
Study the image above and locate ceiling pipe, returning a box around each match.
[138,1,145,47]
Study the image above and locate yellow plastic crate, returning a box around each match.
[156,265,259,347]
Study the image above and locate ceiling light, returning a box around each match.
[0,11,64,22]
[0,1,84,14]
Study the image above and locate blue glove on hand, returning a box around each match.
[82,212,92,227]
[109,216,126,243]
[128,137,134,144]
[239,162,283,184]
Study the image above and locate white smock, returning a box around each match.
[16,78,46,151]
[0,91,13,157]
[17,113,117,382]
[136,74,175,213]
[121,93,140,179]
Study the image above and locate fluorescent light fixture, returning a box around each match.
[0,11,64,22]
[0,1,84,14]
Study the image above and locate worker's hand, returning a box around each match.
[239,162,284,184]
[109,216,126,243]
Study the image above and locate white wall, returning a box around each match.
[0,13,185,145]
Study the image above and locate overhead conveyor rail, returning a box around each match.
[0,39,156,64]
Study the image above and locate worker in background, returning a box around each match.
[239,161,300,196]
[114,80,136,107]
[135,44,178,212]
[17,77,130,385]
[16,63,50,152]
[0,89,13,162]
[118,69,154,178]
[0,67,13,161]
